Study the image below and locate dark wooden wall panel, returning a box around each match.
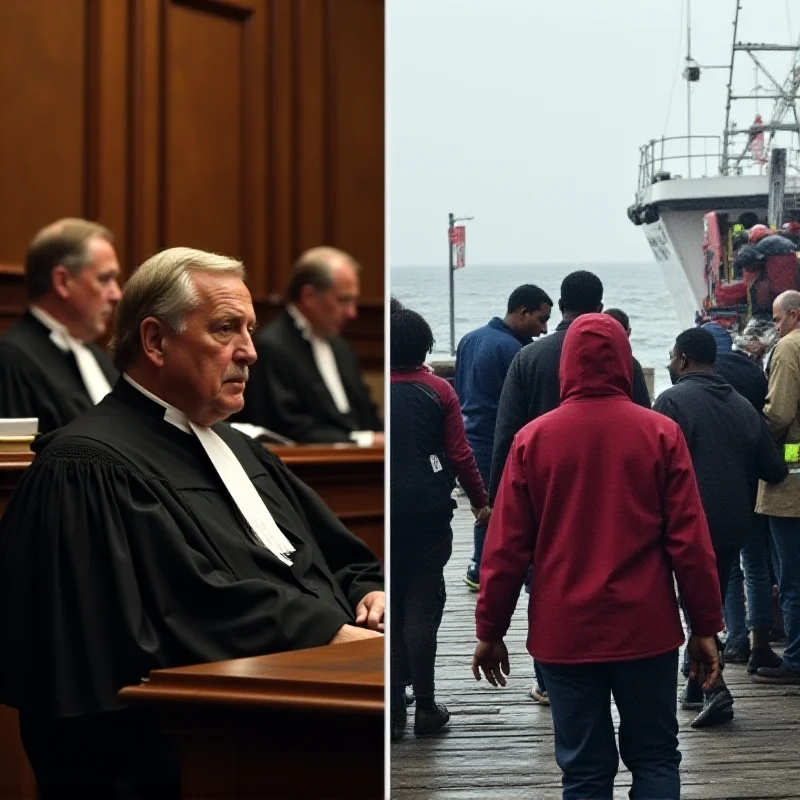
[0,0,87,264]
[0,0,384,372]
[165,2,245,257]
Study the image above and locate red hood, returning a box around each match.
[559,313,633,403]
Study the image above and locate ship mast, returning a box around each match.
[720,1,742,175]
[720,0,800,176]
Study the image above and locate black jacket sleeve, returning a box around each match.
[489,351,529,503]
[756,416,790,485]
[632,359,652,408]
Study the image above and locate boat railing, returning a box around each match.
[638,136,723,189]
[639,135,800,190]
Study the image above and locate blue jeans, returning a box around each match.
[724,514,775,647]
[724,558,748,649]
[533,659,547,693]
[538,650,681,800]
[769,516,800,670]
[468,440,492,568]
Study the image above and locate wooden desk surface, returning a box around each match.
[119,638,383,715]
[120,639,384,800]
[271,442,384,465]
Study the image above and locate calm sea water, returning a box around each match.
[391,262,684,397]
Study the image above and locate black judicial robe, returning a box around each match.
[0,311,118,433]
[235,310,383,443]
[0,377,383,722]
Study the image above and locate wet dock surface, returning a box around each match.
[391,498,800,799]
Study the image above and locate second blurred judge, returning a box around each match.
[237,247,384,444]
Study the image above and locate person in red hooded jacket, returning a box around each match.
[472,313,723,800]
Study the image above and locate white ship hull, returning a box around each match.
[635,173,800,326]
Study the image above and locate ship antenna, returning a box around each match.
[686,0,693,176]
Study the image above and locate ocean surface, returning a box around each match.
[390,262,685,398]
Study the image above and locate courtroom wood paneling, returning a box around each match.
[0,0,87,263]
[0,0,384,368]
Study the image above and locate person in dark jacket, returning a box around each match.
[702,321,769,411]
[390,308,489,741]
[701,321,781,671]
[654,328,788,727]
[473,314,722,800]
[455,284,553,591]
[604,307,652,401]
[489,271,651,502]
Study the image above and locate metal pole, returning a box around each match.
[448,212,455,356]
[686,0,693,177]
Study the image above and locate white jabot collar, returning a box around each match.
[30,305,80,353]
[121,373,295,564]
[122,373,193,434]
[286,303,316,342]
[32,304,112,405]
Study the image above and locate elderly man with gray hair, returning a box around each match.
[236,246,384,444]
[753,289,800,685]
[0,247,384,798]
[0,218,122,433]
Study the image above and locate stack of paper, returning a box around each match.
[0,418,38,454]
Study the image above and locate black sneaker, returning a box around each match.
[747,647,782,675]
[723,643,751,664]
[752,663,800,684]
[391,685,407,742]
[770,628,787,643]
[690,687,734,728]
[414,703,450,737]
[680,677,704,711]
[464,564,479,591]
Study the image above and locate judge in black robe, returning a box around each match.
[0,377,383,795]
[0,310,118,432]
[236,308,383,443]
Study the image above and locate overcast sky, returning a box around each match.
[388,0,797,266]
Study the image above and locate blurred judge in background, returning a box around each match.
[236,247,384,444]
[0,219,122,433]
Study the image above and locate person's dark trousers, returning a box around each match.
[682,547,739,678]
[538,650,681,800]
[533,659,547,692]
[391,521,453,705]
[769,515,800,670]
[467,440,492,569]
[19,708,180,799]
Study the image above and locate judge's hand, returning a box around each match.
[472,640,510,687]
[355,590,385,632]
[472,506,492,526]
[329,624,384,645]
[687,634,720,690]
[372,432,385,447]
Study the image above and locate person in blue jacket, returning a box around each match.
[455,284,553,590]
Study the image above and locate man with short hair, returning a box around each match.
[455,284,553,590]
[699,321,778,670]
[490,271,651,501]
[0,247,384,797]
[0,218,122,433]
[753,290,800,684]
[237,246,383,444]
[654,328,786,725]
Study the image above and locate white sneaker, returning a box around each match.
[530,685,550,705]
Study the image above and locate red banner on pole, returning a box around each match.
[451,225,466,269]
